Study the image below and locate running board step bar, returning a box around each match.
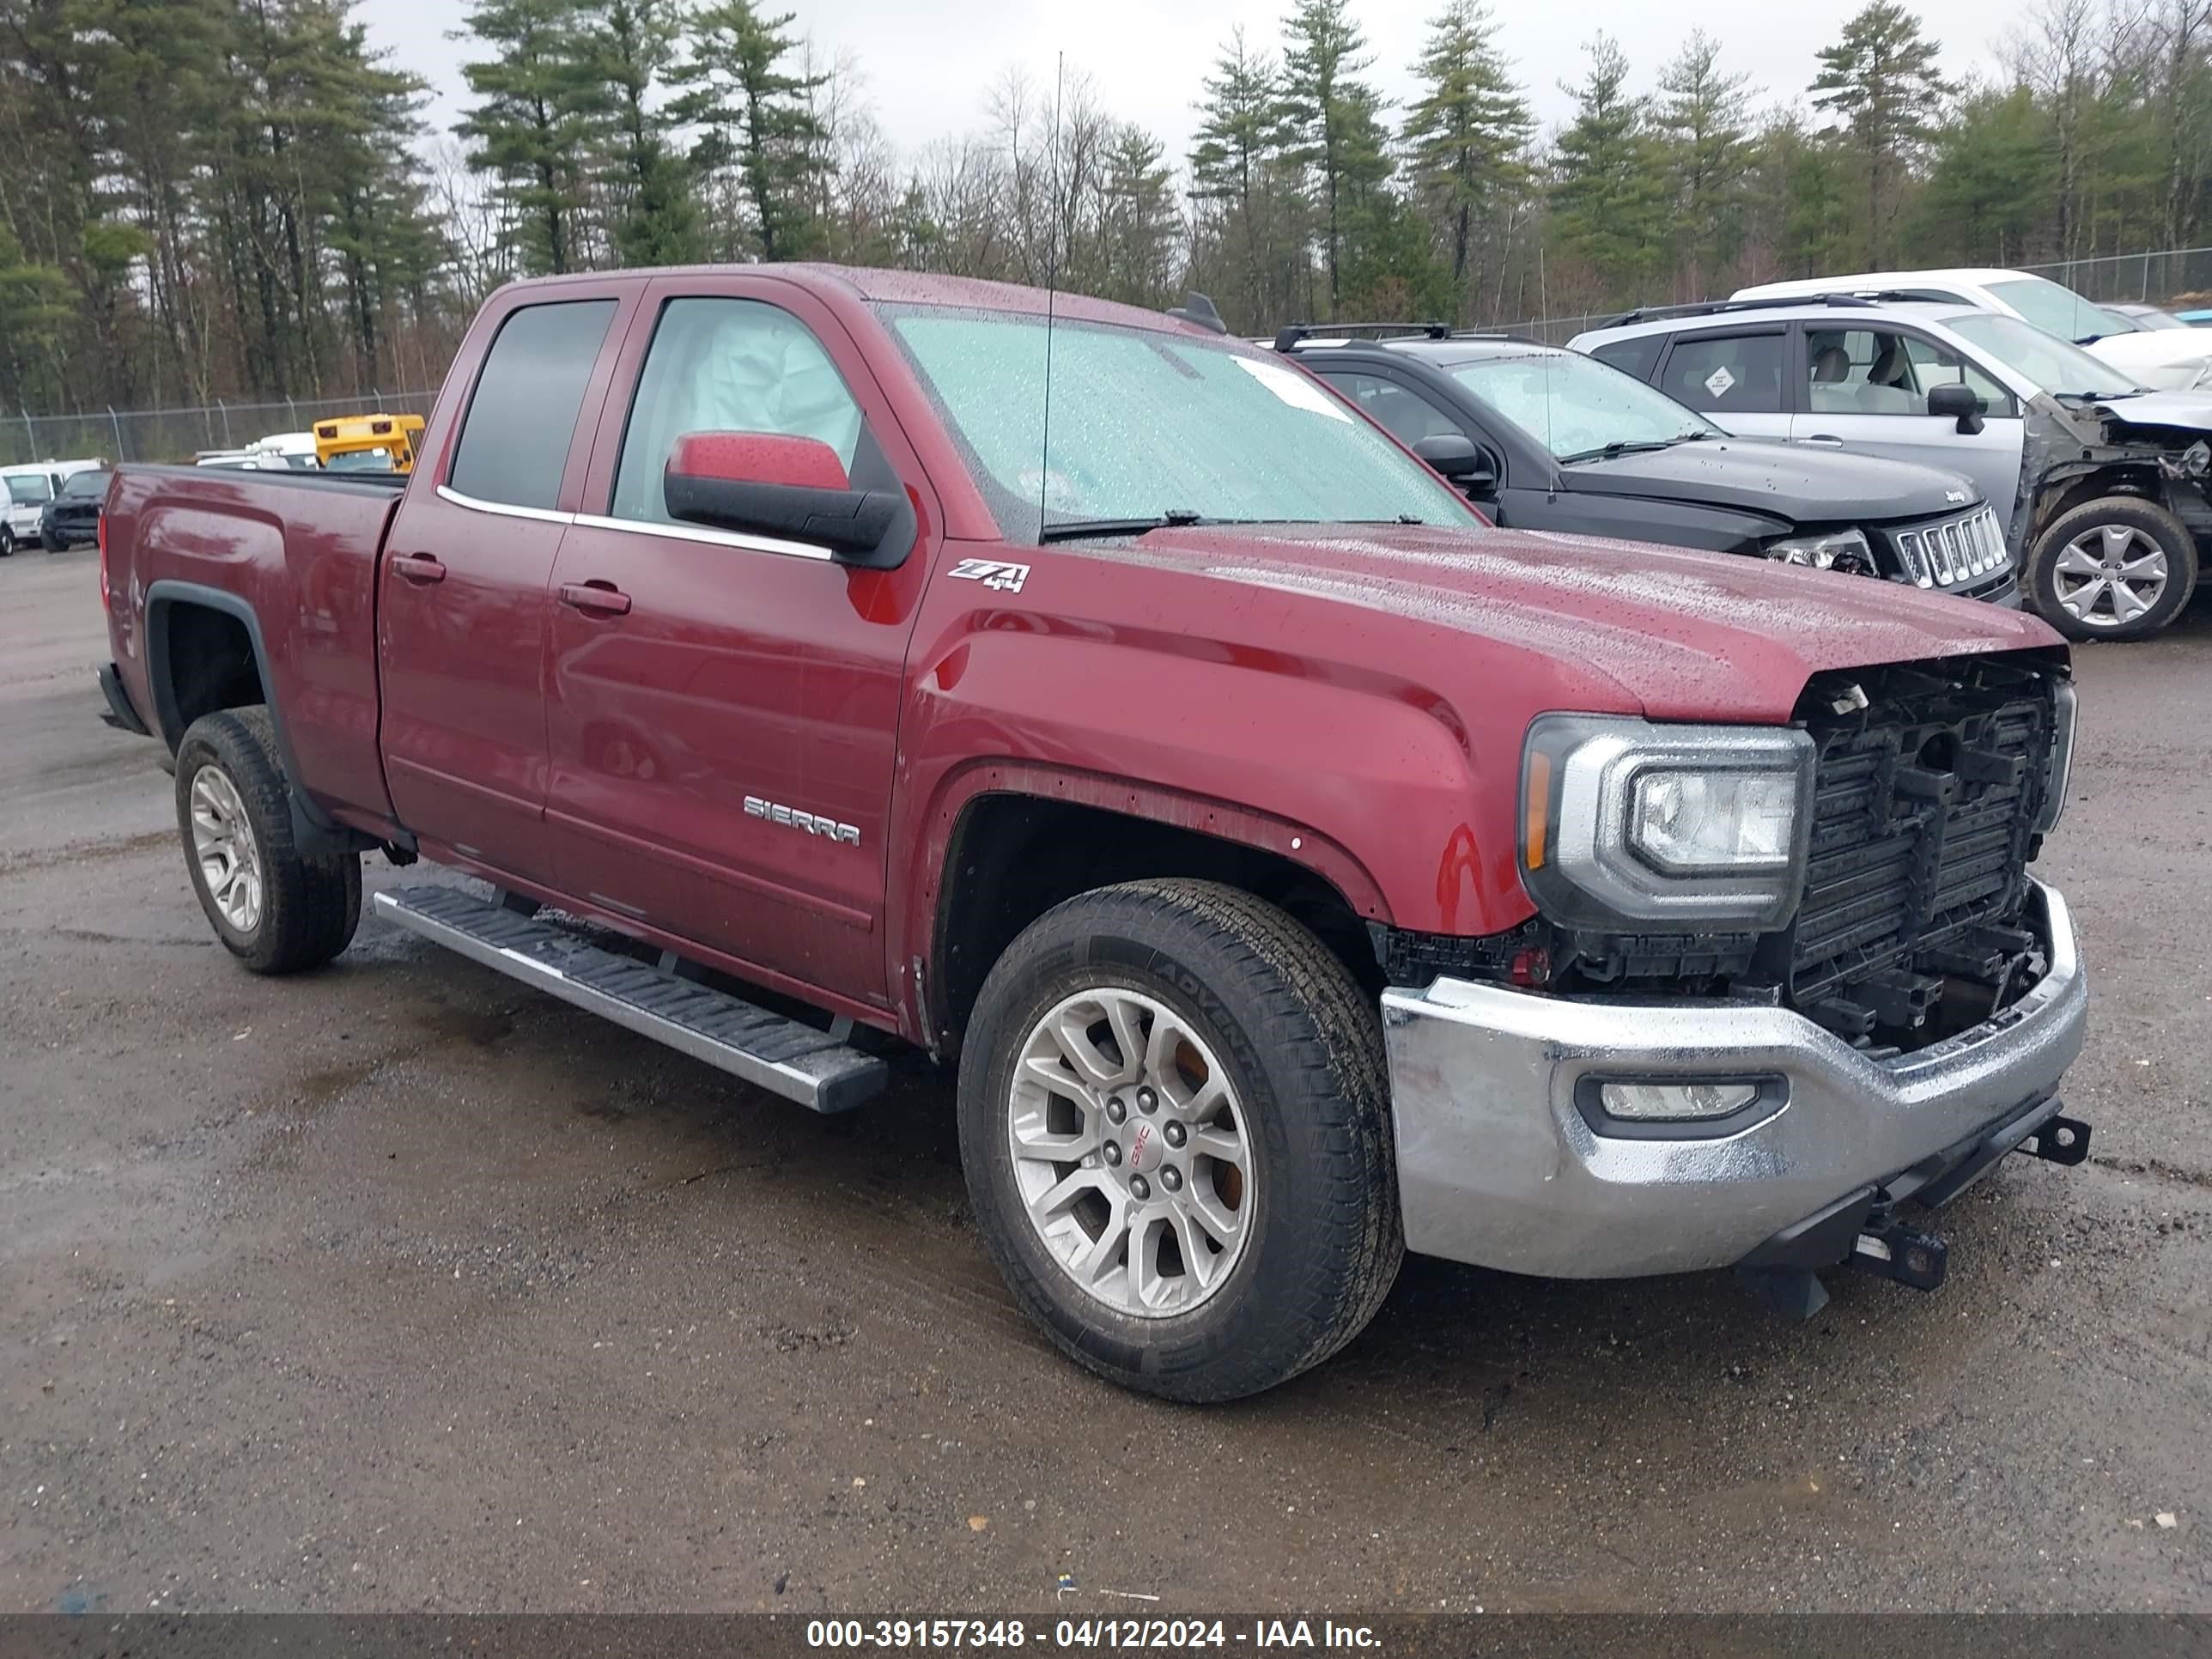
[370,884,886,1114]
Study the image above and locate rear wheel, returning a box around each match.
[174,708,361,974]
[958,879,1401,1402]
[2027,496,2197,641]
[0,525,14,556]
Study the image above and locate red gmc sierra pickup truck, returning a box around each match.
[97,265,2092,1401]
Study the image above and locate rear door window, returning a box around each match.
[448,300,619,510]
[1657,331,1787,415]
[1586,335,1664,382]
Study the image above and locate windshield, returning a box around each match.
[2126,308,2188,331]
[1946,312,2142,397]
[877,307,1480,541]
[5,474,52,504]
[60,471,106,498]
[1985,276,2133,341]
[325,448,398,472]
[1446,349,1719,460]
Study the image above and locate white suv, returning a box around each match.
[1731,268,2212,392]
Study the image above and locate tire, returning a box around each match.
[2026,495,2198,641]
[42,529,65,552]
[174,708,361,975]
[957,878,1401,1402]
[0,526,14,556]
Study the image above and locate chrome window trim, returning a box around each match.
[434,483,840,562]
[434,483,576,526]
[570,512,836,562]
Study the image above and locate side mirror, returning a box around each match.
[663,431,915,568]
[1927,383,1985,435]
[1413,433,1498,496]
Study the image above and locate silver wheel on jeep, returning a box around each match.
[188,763,264,933]
[2052,523,2170,629]
[1008,986,1255,1317]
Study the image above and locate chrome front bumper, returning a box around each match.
[1379,880,2087,1278]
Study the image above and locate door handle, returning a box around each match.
[392,552,447,583]
[1803,434,1844,444]
[558,580,632,617]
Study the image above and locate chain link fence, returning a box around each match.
[2,389,440,471]
[1479,246,2212,343]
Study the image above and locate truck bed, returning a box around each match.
[103,463,408,827]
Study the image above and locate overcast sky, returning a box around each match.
[368,0,2020,173]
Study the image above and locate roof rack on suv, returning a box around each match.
[1600,293,1890,328]
[1273,322,1533,352]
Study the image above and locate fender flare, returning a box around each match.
[143,580,370,858]
[901,759,1395,1044]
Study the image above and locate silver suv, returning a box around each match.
[1572,298,2210,639]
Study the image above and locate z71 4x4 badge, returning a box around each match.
[947,557,1031,593]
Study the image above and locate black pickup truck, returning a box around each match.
[1284,328,2018,605]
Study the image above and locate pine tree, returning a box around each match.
[1186,30,1322,332]
[580,0,698,264]
[1547,35,1668,302]
[1278,0,1389,312]
[1913,86,2055,264]
[456,0,599,276]
[1654,30,1753,294]
[1810,0,1954,265]
[1097,125,1179,307]
[1401,0,1532,310]
[673,0,830,261]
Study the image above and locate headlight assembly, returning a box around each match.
[1519,715,1816,931]
[1765,527,1870,570]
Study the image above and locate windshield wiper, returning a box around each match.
[1037,509,1242,543]
[2054,389,2142,403]
[1556,438,1685,465]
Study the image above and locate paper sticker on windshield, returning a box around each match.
[949,556,1030,593]
[1234,356,1352,422]
[1704,364,1736,398]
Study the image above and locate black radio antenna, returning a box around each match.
[1036,51,1065,538]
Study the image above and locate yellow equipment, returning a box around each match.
[313,412,425,473]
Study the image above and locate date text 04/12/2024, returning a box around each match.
[804,1621,1382,1650]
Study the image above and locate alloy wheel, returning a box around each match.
[1006,987,1255,1318]
[189,764,264,933]
[2052,524,2170,628]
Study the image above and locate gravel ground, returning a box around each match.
[2,550,2208,1615]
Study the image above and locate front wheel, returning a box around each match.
[174,708,361,974]
[2027,496,2198,641]
[957,879,1401,1402]
[0,525,14,556]
[42,529,67,552]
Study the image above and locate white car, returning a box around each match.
[244,431,320,469]
[1,459,102,556]
[1731,268,2212,392]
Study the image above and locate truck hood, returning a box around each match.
[1085,521,2058,724]
[1558,436,1979,522]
